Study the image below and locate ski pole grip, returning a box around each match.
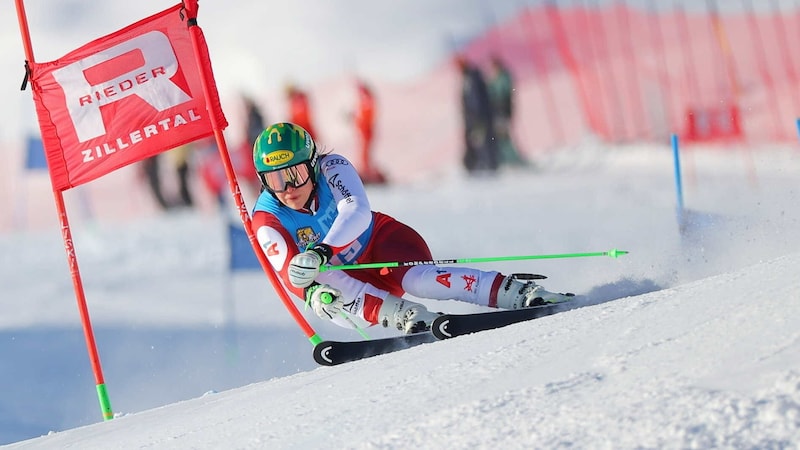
[320,292,334,304]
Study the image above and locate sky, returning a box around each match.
[1,141,800,448]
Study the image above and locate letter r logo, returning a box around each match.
[51,31,191,142]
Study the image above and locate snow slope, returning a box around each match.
[2,143,800,448]
[7,254,800,449]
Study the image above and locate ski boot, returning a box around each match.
[378,295,440,334]
[495,274,574,310]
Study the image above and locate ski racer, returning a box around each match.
[250,122,572,334]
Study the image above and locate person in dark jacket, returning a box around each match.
[488,55,527,166]
[456,55,498,174]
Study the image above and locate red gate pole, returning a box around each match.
[180,0,322,345]
[14,0,114,421]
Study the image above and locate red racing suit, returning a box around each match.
[251,154,433,327]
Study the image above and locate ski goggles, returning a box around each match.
[260,162,313,193]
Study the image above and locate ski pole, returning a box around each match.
[339,312,370,340]
[313,292,371,340]
[320,249,629,272]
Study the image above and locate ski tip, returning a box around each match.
[433,317,453,339]
[313,342,337,366]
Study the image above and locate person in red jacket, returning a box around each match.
[353,80,385,184]
[285,83,317,138]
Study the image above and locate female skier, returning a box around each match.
[250,122,571,334]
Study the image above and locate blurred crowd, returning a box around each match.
[141,53,528,212]
[141,78,386,213]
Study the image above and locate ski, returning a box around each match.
[431,304,567,340]
[313,332,438,366]
[312,298,573,366]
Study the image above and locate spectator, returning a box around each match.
[353,80,386,184]
[142,144,194,211]
[198,96,266,204]
[239,96,267,192]
[170,144,193,208]
[142,155,168,210]
[455,54,498,174]
[244,96,266,144]
[285,83,317,138]
[488,55,527,166]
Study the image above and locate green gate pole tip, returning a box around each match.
[607,249,629,258]
[95,384,113,420]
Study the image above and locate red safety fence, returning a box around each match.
[458,2,800,146]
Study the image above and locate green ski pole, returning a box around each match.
[320,249,628,272]
[310,291,371,340]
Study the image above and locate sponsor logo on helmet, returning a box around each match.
[262,150,294,166]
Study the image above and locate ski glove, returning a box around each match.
[306,283,344,320]
[288,244,333,288]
